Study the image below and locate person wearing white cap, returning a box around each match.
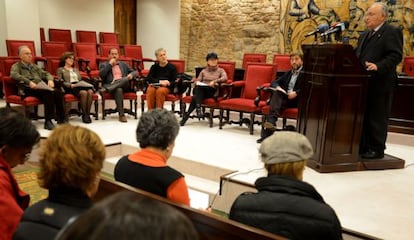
[229,131,342,240]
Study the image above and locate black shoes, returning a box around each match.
[180,114,189,126]
[256,136,268,143]
[361,150,384,159]
[82,114,92,124]
[44,120,55,130]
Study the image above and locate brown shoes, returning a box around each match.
[119,115,127,122]
[263,121,277,131]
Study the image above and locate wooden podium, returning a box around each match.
[298,44,405,173]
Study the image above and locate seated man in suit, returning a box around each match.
[10,45,65,130]
[257,52,304,143]
[99,48,137,123]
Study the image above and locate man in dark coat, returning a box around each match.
[230,132,342,240]
[355,2,403,159]
[257,52,304,143]
[99,48,137,122]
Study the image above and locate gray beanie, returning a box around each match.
[260,131,313,164]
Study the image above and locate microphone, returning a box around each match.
[321,21,349,37]
[304,23,329,37]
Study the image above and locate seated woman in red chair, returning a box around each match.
[57,52,95,123]
[180,52,227,126]
[145,48,177,110]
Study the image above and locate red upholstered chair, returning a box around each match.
[242,53,267,69]
[99,32,119,44]
[73,43,100,78]
[219,63,277,134]
[181,61,235,127]
[48,28,73,51]
[40,28,46,42]
[122,44,153,75]
[100,80,138,120]
[76,30,97,44]
[273,54,291,72]
[402,56,414,76]
[6,40,46,64]
[141,59,189,114]
[42,41,69,58]
[0,57,42,117]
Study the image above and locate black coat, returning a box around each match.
[229,175,342,240]
[13,187,92,240]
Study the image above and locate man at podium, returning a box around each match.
[355,2,403,159]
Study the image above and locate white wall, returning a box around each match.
[0,0,7,55]
[38,0,114,42]
[137,0,180,59]
[0,0,180,60]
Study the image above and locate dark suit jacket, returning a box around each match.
[99,61,137,85]
[270,69,304,96]
[355,22,403,91]
[56,67,82,89]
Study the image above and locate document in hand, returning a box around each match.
[72,80,94,88]
[35,81,54,91]
[196,81,208,86]
[275,86,287,95]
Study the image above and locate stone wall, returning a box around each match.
[180,0,414,72]
[180,0,282,71]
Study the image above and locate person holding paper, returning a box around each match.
[57,52,95,123]
[99,48,137,122]
[257,52,304,143]
[145,48,177,110]
[180,52,227,126]
[10,46,65,130]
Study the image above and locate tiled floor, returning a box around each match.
[2,99,413,239]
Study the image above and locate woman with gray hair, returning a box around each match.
[114,109,190,205]
[229,131,342,240]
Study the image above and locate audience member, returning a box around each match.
[13,125,106,240]
[180,52,227,126]
[257,52,304,143]
[55,191,198,240]
[99,48,137,123]
[145,48,177,110]
[57,52,95,123]
[355,2,403,159]
[114,109,190,205]
[229,131,342,240]
[10,45,65,130]
[0,108,40,240]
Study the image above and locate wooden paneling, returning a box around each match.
[114,0,136,45]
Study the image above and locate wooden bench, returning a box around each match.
[94,178,285,240]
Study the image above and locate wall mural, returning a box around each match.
[279,0,414,56]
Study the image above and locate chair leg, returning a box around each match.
[219,108,224,129]
[94,99,98,120]
[283,117,287,129]
[141,99,145,114]
[133,99,137,119]
[249,113,255,135]
[101,98,106,120]
[209,108,214,128]
[239,112,243,126]
[171,102,175,113]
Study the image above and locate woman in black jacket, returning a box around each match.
[229,131,342,240]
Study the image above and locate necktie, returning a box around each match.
[368,30,375,39]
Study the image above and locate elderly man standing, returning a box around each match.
[10,45,65,130]
[355,2,403,159]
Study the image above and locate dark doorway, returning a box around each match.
[114,0,136,44]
